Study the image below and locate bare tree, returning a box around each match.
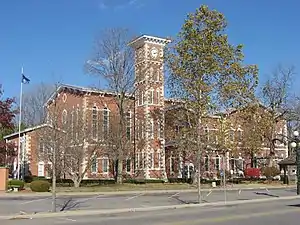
[260,65,296,165]
[85,28,136,183]
[37,84,64,212]
[22,82,54,126]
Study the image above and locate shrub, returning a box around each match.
[8,179,25,189]
[261,166,280,179]
[30,180,50,192]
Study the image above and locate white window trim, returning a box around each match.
[149,152,154,169]
[214,155,221,170]
[149,118,154,139]
[91,156,98,174]
[92,106,98,140]
[204,155,209,171]
[170,155,175,172]
[102,107,110,138]
[149,89,154,105]
[101,157,109,174]
[157,120,161,139]
[62,109,67,124]
[156,89,160,105]
[126,158,131,173]
[126,111,131,140]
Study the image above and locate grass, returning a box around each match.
[55,183,198,192]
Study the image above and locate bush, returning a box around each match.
[261,166,280,179]
[8,179,25,189]
[30,180,50,192]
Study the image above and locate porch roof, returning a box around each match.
[278,155,296,166]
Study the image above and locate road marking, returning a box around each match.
[168,192,180,198]
[206,190,213,197]
[158,207,300,225]
[238,189,242,195]
[20,197,50,205]
[125,193,144,201]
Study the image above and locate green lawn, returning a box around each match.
[55,183,198,192]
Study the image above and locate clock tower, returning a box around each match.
[129,35,171,180]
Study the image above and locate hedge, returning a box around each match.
[8,179,25,189]
[30,180,51,192]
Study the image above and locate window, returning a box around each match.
[229,129,234,142]
[76,108,79,139]
[103,108,109,139]
[204,127,209,142]
[126,159,131,172]
[142,91,146,104]
[92,106,98,139]
[215,156,220,170]
[157,120,161,139]
[102,158,109,173]
[170,155,175,172]
[62,110,67,125]
[91,156,97,173]
[138,91,142,106]
[126,112,131,140]
[156,70,160,82]
[156,89,160,104]
[204,155,209,171]
[71,110,74,138]
[237,130,243,142]
[149,89,154,104]
[149,118,154,138]
[149,152,154,169]
[157,152,161,168]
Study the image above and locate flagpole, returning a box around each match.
[17,67,24,180]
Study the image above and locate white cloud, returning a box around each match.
[98,0,146,10]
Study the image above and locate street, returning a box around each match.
[0,187,296,216]
[4,197,300,225]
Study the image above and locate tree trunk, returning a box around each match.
[73,176,81,188]
[117,159,123,184]
[52,152,56,213]
[73,180,80,188]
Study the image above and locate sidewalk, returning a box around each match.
[0,183,295,198]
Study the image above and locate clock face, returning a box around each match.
[150,48,158,59]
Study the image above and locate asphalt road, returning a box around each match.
[4,198,300,225]
[0,187,297,216]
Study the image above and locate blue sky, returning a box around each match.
[1,0,300,99]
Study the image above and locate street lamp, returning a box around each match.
[290,130,300,195]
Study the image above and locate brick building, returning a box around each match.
[4,35,288,180]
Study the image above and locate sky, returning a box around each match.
[1,0,300,99]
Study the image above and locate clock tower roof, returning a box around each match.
[128,35,171,48]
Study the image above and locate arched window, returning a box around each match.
[229,129,234,142]
[126,111,131,140]
[92,106,98,139]
[204,155,209,171]
[204,126,209,142]
[149,89,154,104]
[62,110,67,125]
[237,129,243,142]
[103,107,109,138]
[215,155,220,170]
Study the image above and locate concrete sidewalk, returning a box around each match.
[0,184,295,198]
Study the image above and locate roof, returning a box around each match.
[278,155,296,166]
[44,84,135,107]
[3,124,50,139]
[128,35,171,47]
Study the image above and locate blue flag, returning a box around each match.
[21,74,30,84]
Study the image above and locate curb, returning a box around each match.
[0,186,295,199]
[2,195,300,220]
